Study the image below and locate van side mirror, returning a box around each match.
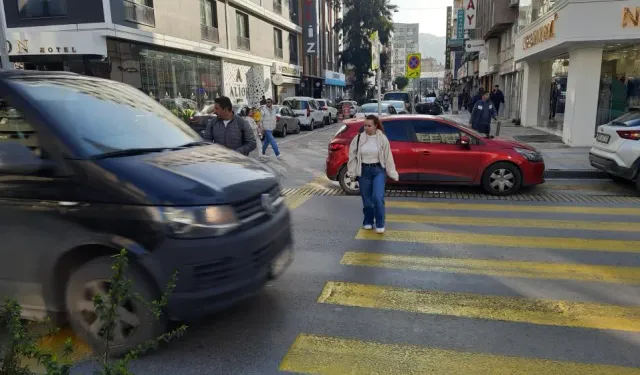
[0,142,51,175]
[459,135,471,149]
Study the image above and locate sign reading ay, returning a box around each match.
[463,0,477,30]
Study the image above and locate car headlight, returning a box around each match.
[161,205,239,238]
[514,147,543,162]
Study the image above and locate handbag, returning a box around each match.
[353,133,361,182]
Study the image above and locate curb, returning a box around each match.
[544,169,608,179]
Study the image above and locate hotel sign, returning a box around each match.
[6,31,107,56]
[622,7,639,27]
[522,13,558,50]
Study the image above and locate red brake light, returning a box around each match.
[307,107,311,117]
[329,143,345,151]
[276,115,281,121]
[322,106,328,110]
[617,130,640,140]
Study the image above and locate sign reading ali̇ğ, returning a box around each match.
[522,13,558,50]
[622,7,639,27]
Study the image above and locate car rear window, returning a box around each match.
[383,93,409,102]
[285,100,308,110]
[610,110,640,127]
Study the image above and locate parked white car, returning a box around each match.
[589,108,640,190]
[282,96,326,130]
[316,99,339,124]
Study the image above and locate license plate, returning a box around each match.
[596,133,610,143]
[270,247,293,278]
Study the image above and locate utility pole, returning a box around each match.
[0,0,11,69]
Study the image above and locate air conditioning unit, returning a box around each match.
[509,0,519,7]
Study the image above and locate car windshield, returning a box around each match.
[285,100,308,110]
[383,93,408,102]
[9,76,201,158]
[360,103,388,113]
[383,101,404,110]
[610,110,640,127]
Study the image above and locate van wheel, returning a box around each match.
[482,162,522,196]
[65,256,166,358]
[338,166,360,195]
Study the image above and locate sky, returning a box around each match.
[390,0,451,36]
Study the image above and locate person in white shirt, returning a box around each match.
[346,115,398,233]
[259,98,281,159]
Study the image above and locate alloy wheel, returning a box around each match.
[489,168,515,193]
[343,172,359,192]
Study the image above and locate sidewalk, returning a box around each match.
[441,112,604,179]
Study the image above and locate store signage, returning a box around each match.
[456,9,465,38]
[6,39,77,54]
[465,39,485,52]
[6,31,106,56]
[522,13,558,50]
[622,7,639,27]
[229,68,248,99]
[302,0,317,55]
[278,65,301,76]
[463,0,477,30]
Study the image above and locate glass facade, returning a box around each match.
[518,0,558,32]
[107,39,222,109]
[597,44,640,128]
[537,57,568,132]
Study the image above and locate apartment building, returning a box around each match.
[390,22,419,79]
[4,0,311,106]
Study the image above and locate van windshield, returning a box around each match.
[9,77,201,159]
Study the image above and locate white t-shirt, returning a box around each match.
[360,134,380,164]
[223,120,231,127]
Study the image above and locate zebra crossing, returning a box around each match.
[279,198,640,374]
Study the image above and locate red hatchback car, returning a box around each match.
[326,115,545,196]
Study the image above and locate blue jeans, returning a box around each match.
[262,130,280,156]
[359,164,386,228]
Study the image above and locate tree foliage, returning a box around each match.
[333,0,397,102]
[393,76,409,90]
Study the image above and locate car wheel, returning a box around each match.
[481,162,522,196]
[309,120,315,131]
[281,125,287,138]
[338,166,360,195]
[327,114,332,124]
[295,121,301,133]
[65,256,166,357]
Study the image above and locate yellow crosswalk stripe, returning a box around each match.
[386,200,640,216]
[285,195,311,210]
[341,251,640,284]
[356,229,640,253]
[279,334,640,375]
[386,213,638,232]
[317,282,640,332]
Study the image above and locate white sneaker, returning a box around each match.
[363,225,373,230]
[375,227,385,234]
[277,154,283,160]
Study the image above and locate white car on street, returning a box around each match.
[282,96,326,130]
[316,99,339,124]
[354,103,398,118]
[589,108,640,190]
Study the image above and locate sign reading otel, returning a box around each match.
[7,39,78,54]
[303,0,317,55]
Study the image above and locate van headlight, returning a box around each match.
[160,206,239,238]
[514,147,543,162]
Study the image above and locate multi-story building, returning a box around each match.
[391,22,419,79]
[515,0,640,146]
[4,0,343,105]
[476,0,521,119]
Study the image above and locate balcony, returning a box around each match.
[478,0,516,39]
[275,47,283,59]
[273,0,282,15]
[123,0,155,27]
[201,24,220,43]
[237,35,250,51]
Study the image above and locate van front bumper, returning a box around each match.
[147,204,292,322]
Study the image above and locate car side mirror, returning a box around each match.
[0,142,51,175]
[459,135,471,148]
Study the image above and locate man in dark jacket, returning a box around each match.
[469,91,497,137]
[490,85,505,116]
[204,96,257,156]
[468,88,484,113]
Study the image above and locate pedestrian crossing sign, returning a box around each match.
[406,53,421,79]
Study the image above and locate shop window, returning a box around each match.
[274,28,283,59]
[17,0,66,18]
[236,11,250,51]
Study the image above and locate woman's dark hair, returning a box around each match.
[364,114,384,132]
[214,96,233,111]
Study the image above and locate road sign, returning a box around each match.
[370,31,380,70]
[406,53,421,79]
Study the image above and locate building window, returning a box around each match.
[236,11,250,51]
[200,0,219,43]
[289,0,299,25]
[273,0,282,14]
[17,0,66,18]
[123,0,155,27]
[288,34,298,65]
[274,28,283,59]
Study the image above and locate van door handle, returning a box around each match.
[58,201,78,207]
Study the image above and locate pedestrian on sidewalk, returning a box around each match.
[470,91,498,137]
[244,107,262,159]
[490,85,505,117]
[204,96,257,156]
[346,115,399,234]
[259,98,282,159]
[469,88,484,113]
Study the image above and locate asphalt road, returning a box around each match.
[57,123,640,374]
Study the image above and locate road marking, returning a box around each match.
[341,251,640,284]
[285,195,312,210]
[317,282,640,332]
[279,334,640,375]
[386,213,639,232]
[386,200,640,216]
[356,229,640,253]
